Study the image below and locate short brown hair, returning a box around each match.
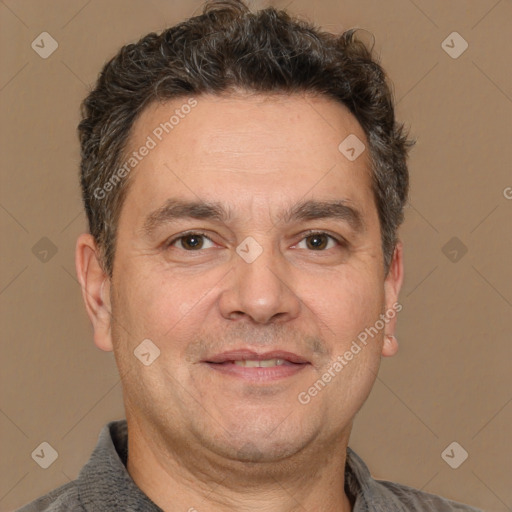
[78,0,413,277]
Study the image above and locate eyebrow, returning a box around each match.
[140,198,365,238]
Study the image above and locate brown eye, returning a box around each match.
[305,234,330,250]
[168,233,214,251]
[299,233,340,251]
[181,234,204,250]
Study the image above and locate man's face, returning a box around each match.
[87,93,402,464]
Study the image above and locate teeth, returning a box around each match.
[233,359,285,367]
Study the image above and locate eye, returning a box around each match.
[167,233,215,251]
[165,231,343,252]
[296,232,341,251]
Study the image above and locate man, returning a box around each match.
[19,1,482,510]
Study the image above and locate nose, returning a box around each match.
[218,244,302,324]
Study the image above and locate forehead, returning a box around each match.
[121,93,374,223]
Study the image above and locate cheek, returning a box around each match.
[301,266,384,347]
[114,265,221,350]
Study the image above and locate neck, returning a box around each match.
[125,416,354,512]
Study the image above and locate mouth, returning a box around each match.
[202,349,311,381]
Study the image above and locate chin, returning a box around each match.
[231,438,304,463]
[204,416,319,464]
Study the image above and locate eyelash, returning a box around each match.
[164,230,347,251]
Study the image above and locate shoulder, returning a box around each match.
[345,448,483,511]
[15,481,83,512]
[374,478,484,511]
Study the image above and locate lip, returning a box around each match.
[204,349,310,364]
[202,349,311,382]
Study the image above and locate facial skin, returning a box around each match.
[76,93,403,511]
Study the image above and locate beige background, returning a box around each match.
[1,0,511,510]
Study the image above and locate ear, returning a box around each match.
[75,233,113,352]
[381,240,404,357]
